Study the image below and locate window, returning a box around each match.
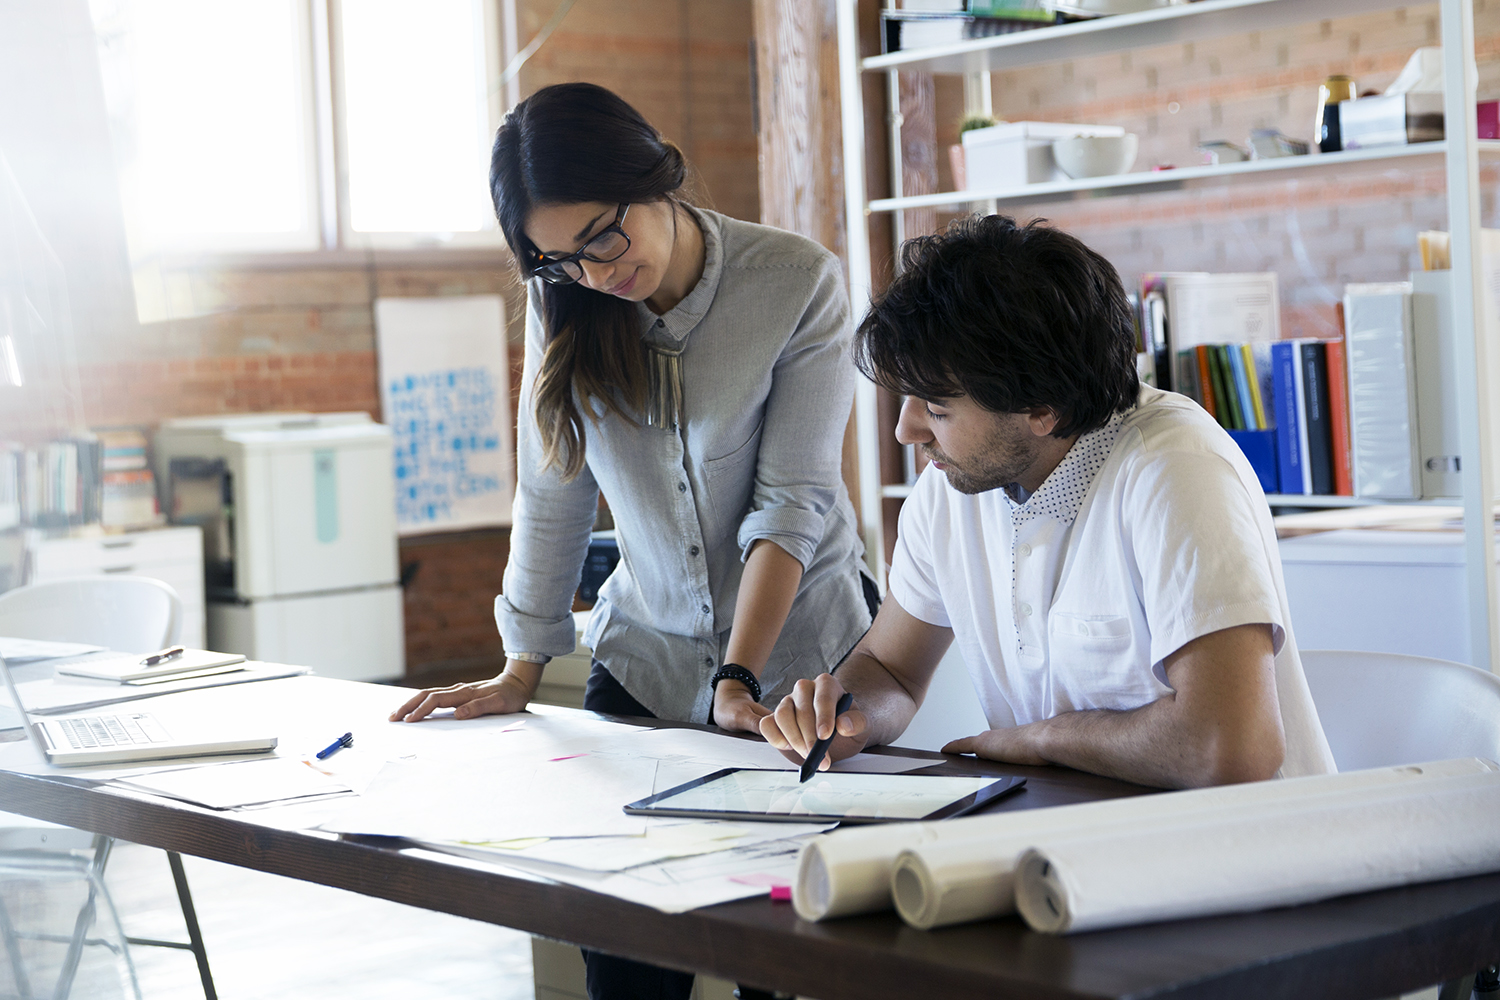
[90,0,502,262]
[337,0,500,241]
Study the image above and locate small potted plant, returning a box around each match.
[952,114,997,192]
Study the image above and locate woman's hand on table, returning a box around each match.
[389,665,539,723]
[711,680,773,734]
[760,673,870,768]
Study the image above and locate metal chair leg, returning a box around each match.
[0,892,35,1000]
[48,858,98,1000]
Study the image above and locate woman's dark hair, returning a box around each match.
[854,214,1139,438]
[491,82,688,479]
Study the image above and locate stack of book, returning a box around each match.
[881,0,1060,53]
[1172,339,1352,498]
[1144,270,1357,498]
[18,437,103,527]
[97,427,162,528]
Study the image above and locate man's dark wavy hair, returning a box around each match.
[854,214,1139,438]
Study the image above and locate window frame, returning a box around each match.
[326,0,506,251]
[97,0,507,268]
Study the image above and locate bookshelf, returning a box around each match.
[837,0,1500,671]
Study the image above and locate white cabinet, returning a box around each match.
[27,526,206,648]
[836,0,1500,669]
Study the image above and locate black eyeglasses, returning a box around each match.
[529,203,631,285]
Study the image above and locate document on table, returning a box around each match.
[428,818,834,873]
[408,835,810,914]
[112,757,353,810]
[15,662,311,715]
[603,727,937,775]
[319,753,660,840]
[0,638,106,663]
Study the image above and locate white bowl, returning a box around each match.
[1051,134,1139,179]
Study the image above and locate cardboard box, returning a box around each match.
[961,121,1124,190]
[1338,92,1444,149]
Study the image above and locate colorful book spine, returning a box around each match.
[1241,343,1269,429]
[1216,346,1245,430]
[1226,344,1256,430]
[1195,345,1216,421]
[1270,341,1305,494]
[1323,338,1354,496]
[1300,341,1335,495]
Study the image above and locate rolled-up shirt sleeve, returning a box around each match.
[736,254,855,568]
[495,286,601,657]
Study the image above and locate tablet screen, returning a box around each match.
[624,768,1025,823]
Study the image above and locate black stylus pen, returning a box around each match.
[799,692,854,782]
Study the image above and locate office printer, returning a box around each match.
[154,412,404,681]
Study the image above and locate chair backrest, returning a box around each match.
[0,576,182,654]
[1299,649,1500,771]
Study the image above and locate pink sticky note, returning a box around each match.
[730,873,790,890]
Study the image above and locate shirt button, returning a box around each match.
[689,546,700,556]
[701,604,711,614]
[705,657,714,666]
[678,482,687,492]
[1019,602,1033,617]
[1018,543,1032,557]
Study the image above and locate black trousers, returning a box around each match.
[581,664,779,1000]
[577,574,879,1000]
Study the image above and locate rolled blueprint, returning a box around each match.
[888,756,1498,930]
[792,757,1496,924]
[1014,769,1500,934]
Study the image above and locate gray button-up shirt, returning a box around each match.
[496,206,871,722]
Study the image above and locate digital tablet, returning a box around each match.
[623,768,1026,824]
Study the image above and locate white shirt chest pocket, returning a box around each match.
[1047,612,1157,713]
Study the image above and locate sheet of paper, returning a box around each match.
[407,835,809,913]
[0,638,106,663]
[437,818,834,873]
[17,662,310,714]
[112,756,352,809]
[603,727,935,775]
[318,753,659,840]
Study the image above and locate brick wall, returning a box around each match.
[10,0,759,685]
[913,2,1500,339]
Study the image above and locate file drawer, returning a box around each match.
[27,526,206,648]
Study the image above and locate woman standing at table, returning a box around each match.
[390,80,874,998]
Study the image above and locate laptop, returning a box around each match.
[0,653,278,766]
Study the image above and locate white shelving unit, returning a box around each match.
[837,0,1500,671]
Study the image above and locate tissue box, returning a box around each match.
[1339,92,1444,149]
[961,121,1124,190]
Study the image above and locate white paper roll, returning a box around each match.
[794,822,944,921]
[792,761,1494,929]
[1015,770,1500,934]
[890,756,1498,930]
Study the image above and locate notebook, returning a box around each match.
[57,647,247,684]
[0,653,278,766]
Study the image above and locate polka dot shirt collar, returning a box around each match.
[1004,406,1134,524]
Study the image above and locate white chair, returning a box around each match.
[0,576,216,1000]
[0,576,181,654]
[1298,649,1500,771]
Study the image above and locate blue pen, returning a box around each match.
[316,732,353,760]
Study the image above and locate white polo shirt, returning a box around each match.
[889,385,1335,778]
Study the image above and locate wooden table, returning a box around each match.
[1,699,1497,1000]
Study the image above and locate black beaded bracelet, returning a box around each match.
[710,663,762,703]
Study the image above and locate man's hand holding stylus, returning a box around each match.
[760,673,870,770]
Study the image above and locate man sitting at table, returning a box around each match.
[762,215,1335,788]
